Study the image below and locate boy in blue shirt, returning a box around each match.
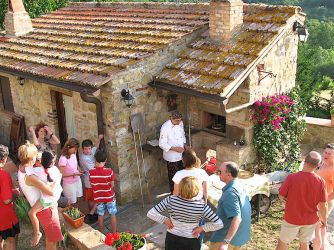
[80,134,103,223]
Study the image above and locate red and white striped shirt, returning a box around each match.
[89,167,115,203]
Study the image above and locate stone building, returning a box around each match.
[0,0,305,203]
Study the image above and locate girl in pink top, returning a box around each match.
[58,138,84,205]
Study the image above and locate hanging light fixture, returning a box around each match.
[293,22,309,43]
[17,76,25,86]
[121,89,134,108]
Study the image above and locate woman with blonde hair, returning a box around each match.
[147,176,223,250]
[58,138,83,205]
[18,141,63,249]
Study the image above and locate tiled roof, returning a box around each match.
[155,4,301,96]
[0,3,208,88]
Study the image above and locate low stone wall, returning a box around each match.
[301,117,334,151]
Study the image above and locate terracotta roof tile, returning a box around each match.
[156,3,299,96]
[0,2,208,88]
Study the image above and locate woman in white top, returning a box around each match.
[173,149,208,201]
[17,141,63,250]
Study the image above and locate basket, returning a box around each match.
[62,207,85,229]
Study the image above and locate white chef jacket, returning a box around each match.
[159,119,186,162]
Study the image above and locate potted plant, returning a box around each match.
[105,232,146,250]
[62,207,85,229]
[331,107,334,126]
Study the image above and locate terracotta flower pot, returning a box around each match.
[62,207,85,229]
[331,114,334,126]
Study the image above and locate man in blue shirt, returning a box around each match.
[210,162,251,250]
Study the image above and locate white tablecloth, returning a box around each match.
[207,173,270,208]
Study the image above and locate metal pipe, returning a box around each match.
[80,92,105,149]
[223,99,254,114]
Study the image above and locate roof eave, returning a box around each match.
[0,67,99,94]
[150,79,226,102]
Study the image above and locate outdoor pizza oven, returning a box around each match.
[202,111,226,136]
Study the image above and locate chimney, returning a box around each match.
[5,0,33,37]
[209,0,244,42]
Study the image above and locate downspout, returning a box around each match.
[223,99,253,114]
[80,92,105,150]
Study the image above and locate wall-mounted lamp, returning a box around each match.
[121,89,134,108]
[17,76,25,86]
[293,22,309,43]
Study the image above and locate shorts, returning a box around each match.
[40,198,52,208]
[279,220,316,244]
[0,223,20,240]
[96,200,117,216]
[63,179,83,204]
[36,207,63,242]
[84,188,94,201]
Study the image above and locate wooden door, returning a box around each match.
[55,92,68,147]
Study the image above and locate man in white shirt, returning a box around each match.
[159,111,187,192]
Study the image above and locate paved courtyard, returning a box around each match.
[87,185,334,249]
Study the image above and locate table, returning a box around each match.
[207,172,270,221]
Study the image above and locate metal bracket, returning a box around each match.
[258,70,277,83]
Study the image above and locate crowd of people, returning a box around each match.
[0,122,115,250]
[0,112,333,250]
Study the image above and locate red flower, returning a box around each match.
[105,233,115,246]
[113,232,121,241]
[118,242,133,250]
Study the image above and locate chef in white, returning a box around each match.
[159,110,187,192]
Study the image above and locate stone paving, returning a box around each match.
[87,184,334,250]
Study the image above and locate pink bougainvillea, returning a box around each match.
[251,94,295,130]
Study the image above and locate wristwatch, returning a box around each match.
[223,239,231,244]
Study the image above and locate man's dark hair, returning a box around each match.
[0,144,9,162]
[225,163,239,178]
[171,110,182,119]
[326,143,334,150]
[95,149,107,163]
[82,139,93,149]
[304,151,321,168]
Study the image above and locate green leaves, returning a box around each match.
[252,89,306,173]
[14,196,31,224]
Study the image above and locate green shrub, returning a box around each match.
[251,88,306,173]
[14,196,31,224]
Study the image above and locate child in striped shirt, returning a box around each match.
[147,176,223,250]
[89,150,117,233]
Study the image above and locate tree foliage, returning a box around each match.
[0,0,68,30]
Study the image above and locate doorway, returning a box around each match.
[54,92,76,147]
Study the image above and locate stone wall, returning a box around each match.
[301,117,334,151]
[0,72,98,153]
[100,27,205,203]
[248,30,299,101]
